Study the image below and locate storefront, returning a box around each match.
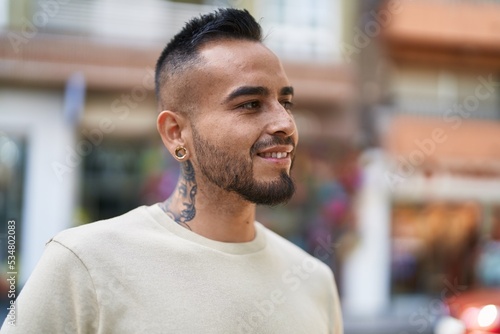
[343,115,500,317]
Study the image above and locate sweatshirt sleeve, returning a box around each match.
[0,240,99,334]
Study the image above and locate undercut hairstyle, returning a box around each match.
[155,8,263,113]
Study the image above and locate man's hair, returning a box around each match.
[155,8,263,112]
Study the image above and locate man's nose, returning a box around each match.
[266,102,297,138]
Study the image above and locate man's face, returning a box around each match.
[187,39,299,205]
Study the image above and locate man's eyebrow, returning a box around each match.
[280,86,294,96]
[223,85,294,104]
[224,86,269,103]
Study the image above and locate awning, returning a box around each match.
[381,0,500,70]
[383,115,500,177]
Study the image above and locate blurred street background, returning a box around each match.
[1,0,500,333]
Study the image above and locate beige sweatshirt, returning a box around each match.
[1,204,343,334]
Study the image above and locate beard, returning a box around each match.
[191,126,295,206]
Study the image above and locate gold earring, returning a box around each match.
[174,146,188,160]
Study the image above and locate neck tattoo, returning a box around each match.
[160,161,197,230]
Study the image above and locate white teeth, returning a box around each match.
[261,152,288,159]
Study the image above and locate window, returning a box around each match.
[255,0,342,61]
[391,202,480,295]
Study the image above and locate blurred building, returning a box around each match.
[0,0,360,303]
[341,0,500,329]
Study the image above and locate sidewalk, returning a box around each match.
[344,295,438,334]
[345,316,434,334]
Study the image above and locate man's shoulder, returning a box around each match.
[51,205,152,252]
[259,223,334,278]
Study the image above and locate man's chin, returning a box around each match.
[239,172,295,206]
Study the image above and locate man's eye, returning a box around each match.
[239,101,260,109]
[281,101,294,111]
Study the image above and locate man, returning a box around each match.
[1,8,343,334]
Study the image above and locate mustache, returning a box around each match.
[250,136,296,156]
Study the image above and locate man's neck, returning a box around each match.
[160,161,257,243]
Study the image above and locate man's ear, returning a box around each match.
[157,110,189,158]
